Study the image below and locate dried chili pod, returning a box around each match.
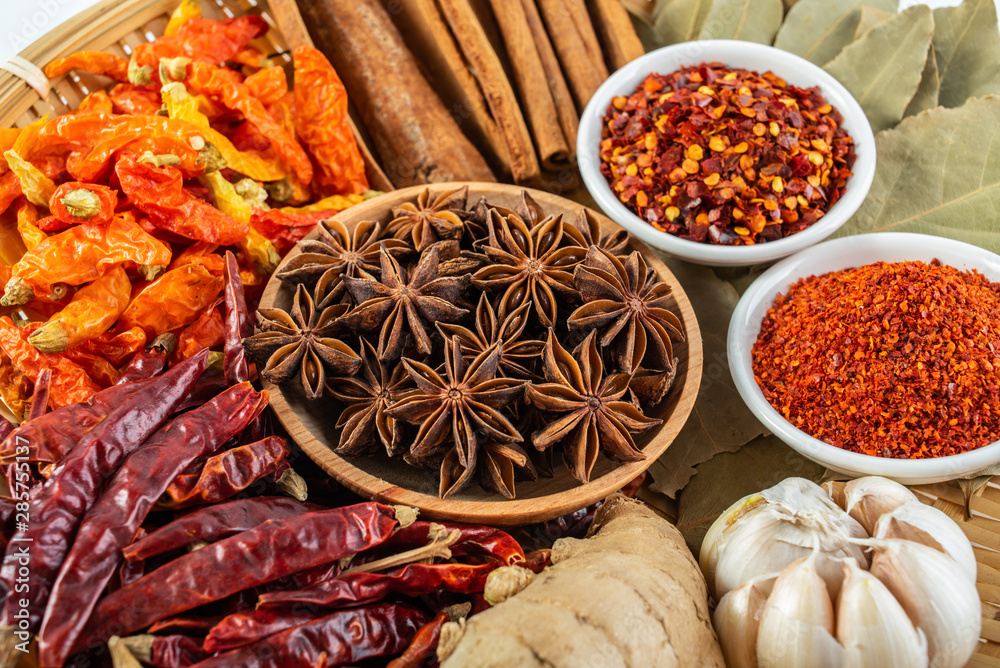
[367,521,525,567]
[44,51,129,82]
[386,608,460,668]
[121,634,208,668]
[173,307,224,364]
[192,603,426,668]
[222,251,250,386]
[156,436,290,510]
[118,264,225,338]
[116,333,178,385]
[0,349,209,633]
[36,382,268,668]
[203,608,319,654]
[78,326,146,368]
[75,502,404,648]
[123,497,317,563]
[48,182,118,227]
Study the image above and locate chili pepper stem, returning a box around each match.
[342,527,462,576]
[27,319,69,353]
[119,635,155,663]
[139,264,168,281]
[0,277,32,307]
[276,467,308,501]
[149,331,178,356]
[59,189,103,220]
[206,351,225,370]
[158,57,191,83]
[136,151,181,167]
[392,505,419,529]
[127,58,153,85]
[108,636,144,668]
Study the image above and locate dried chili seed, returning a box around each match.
[752,260,1000,459]
[599,63,856,245]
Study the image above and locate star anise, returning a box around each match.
[244,283,362,399]
[473,209,587,328]
[573,208,629,256]
[387,337,526,490]
[567,247,685,374]
[387,185,468,251]
[275,219,411,304]
[338,244,471,360]
[439,439,537,499]
[525,330,661,483]
[327,340,412,457]
[436,294,542,378]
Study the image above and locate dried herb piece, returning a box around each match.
[339,244,471,360]
[473,209,587,328]
[697,0,783,44]
[327,340,411,456]
[774,0,898,66]
[568,247,684,374]
[244,283,361,399]
[652,0,712,46]
[387,185,468,251]
[932,0,1000,108]
[525,330,660,483]
[388,338,525,496]
[903,44,940,118]
[437,294,542,379]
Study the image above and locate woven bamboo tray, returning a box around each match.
[0,0,391,190]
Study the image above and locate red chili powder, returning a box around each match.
[752,260,1000,458]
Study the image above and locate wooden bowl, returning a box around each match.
[262,183,703,525]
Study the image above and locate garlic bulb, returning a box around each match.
[756,552,843,668]
[822,480,847,509]
[867,538,981,668]
[837,559,928,668]
[843,476,918,535]
[703,478,868,600]
[712,574,776,668]
[873,501,977,584]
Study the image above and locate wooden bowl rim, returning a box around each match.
[261,182,703,525]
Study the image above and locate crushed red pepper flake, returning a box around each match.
[752,260,1000,459]
[599,63,856,245]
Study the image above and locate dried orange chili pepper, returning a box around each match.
[108,84,163,116]
[250,208,331,256]
[44,52,129,83]
[0,129,19,175]
[118,264,225,337]
[116,155,248,246]
[77,327,146,367]
[187,61,313,184]
[59,347,120,388]
[292,46,368,196]
[27,266,132,353]
[4,149,55,208]
[244,67,287,106]
[232,46,272,70]
[174,303,225,363]
[75,91,114,115]
[0,172,22,217]
[0,216,171,305]
[164,0,201,36]
[49,182,117,227]
[0,316,100,408]
[169,242,225,276]
[0,350,29,420]
[130,15,268,76]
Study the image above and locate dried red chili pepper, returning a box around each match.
[142,634,208,668]
[203,607,318,654]
[123,497,317,563]
[291,46,368,196]
[521,549,553,573]
[222,251,250,386]
[48,182,118,227]
[372,521,525,567]
[0,349,208,632]
[194,603,426,668]
[77,326,146,367]
[156,436,290,509]
[76,502,404,648]
[44,51,129,82]
[148,615,222,636]
[0,316,100,408]
[117,155,248,246]
[186,61,313,184]
[37,382,267,667]
[249,208,331,256]
[599,63,856,245]
[385,609,449,668]
[118,264,225,338]
[753,260,1000,458]
[60,346,120,387]
[116,333,177,385]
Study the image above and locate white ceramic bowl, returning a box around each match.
[577,40,877,267]
[729,232,1000,484]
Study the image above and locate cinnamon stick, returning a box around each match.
[535,0,609,110]
[519,0,580,150]
[389,0,512,177]
[590,0,647,71]
[566,0,607,70]
[437,0,541,185]
[295,0,495,187]
[486,0,573,170]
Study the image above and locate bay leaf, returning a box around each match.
[646,255,767,499]
[903,43,939,118]
[697,0,784,43]
[854,4,894,40]
[675,435,826,552]
[932,0,1000,107]
[773,0,898,66]
[783,0,801,12]
[653,0,713,46]
[834,96,1000,252]
[823,4,933,133]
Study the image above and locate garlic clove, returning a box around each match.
[700,492,767,590]
[873,501,977,584]
[837,559,928,668]
[843,476,918,535]
[712,574,777,668]
[822,480,847,510]
[866,537,981,668]
[756,552,842,668]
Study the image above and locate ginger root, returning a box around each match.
[441,494,725,668]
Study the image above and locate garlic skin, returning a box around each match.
[756,552,843,668]
[712,574,776,668]
[867,538,981,668]
[822,480,847,510]
[843,476,918,535]
[873,501,977,584]
[700,493,766,591]
[837,559,928,668]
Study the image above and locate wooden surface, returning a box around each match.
[263,182,704,525]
